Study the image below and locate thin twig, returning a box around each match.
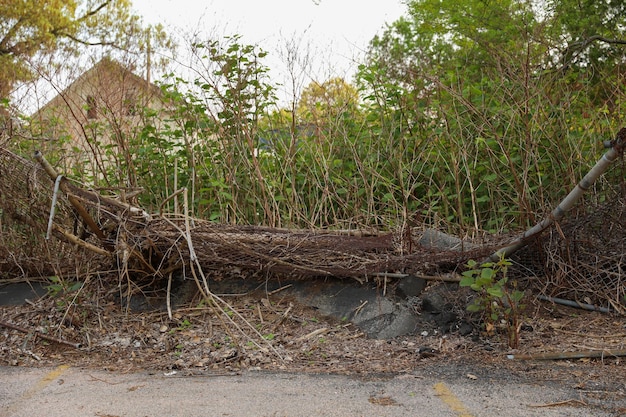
[354,300,368,316]
[159,188,186,218]
[528,398,587,408]
[374,272,462,282]
[160,190,285,360]
[297,327,330,341]
[268,284,293,295]
[270,303,293,332]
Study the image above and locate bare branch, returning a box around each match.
[571,34,626,49]
[51,31,118,49]
[0,17,25,51]
[561,34,626,70]
[77,1,113,22]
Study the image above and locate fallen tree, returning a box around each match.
[0,127,624,313]
[28,149,502,283]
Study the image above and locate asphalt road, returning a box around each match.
[0,365,620,417]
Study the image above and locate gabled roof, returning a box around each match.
[34,57,162,117]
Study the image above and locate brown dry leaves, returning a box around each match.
[0,287,625,393]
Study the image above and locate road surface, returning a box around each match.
[0,365,620,417]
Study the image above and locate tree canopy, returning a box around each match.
[355,0,626,230]
[6,0,626,233]
[0,0,168,100]
[297,77,359,123]
[360,0,626,105]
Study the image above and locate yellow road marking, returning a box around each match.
[433,382,475,417]
[1,365,70,417]
[38,364,70,385]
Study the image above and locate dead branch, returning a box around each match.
[507,349,626,361]
[490,127,626,260]
[374,272,462,282]
[0,320,82,349]
[537,295,612,314]
[34,151,109,245]
[52,224,110,256]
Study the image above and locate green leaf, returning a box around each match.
[511,290,525,302]
[461,269,477,278]
[487,287,503,298]
[467,303,483,312]
[480,267,495,280]
[475,276,492,287]
[459,276,474,287]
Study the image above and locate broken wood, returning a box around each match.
[297,327,330,341]
[51,224,111,256]
[489,127,626,261]
[537,295,612,314]
[34,151,109,246]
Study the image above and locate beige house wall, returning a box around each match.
[31,58,168,177]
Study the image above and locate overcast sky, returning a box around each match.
[131,0,406,102]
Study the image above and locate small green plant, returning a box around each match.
[45,276,85,312]
[178,319,192,330]
[45,276,64,298]
[169,319,192,335]
[45,276,83,298]
[174,344,184,357]
[460,256,525,348]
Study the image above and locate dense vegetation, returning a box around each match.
[4,0,626,235]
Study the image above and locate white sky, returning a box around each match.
[131,0,407,103]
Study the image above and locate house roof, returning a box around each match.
[33,57,162,117]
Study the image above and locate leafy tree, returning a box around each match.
[548,0,626,72]
[5,0,173,201]
[357,0,626,232]
[0,0,168,100]
[133,36,281,224]
[297,77,359,124]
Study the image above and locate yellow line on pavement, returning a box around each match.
[37,364,70,385]
[433,382,475,417]
[1,365,70,417]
